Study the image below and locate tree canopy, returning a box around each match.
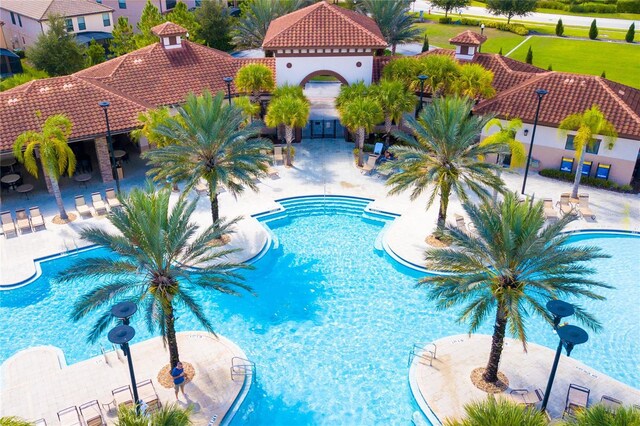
[429,0,470,18]
[136,0,166,48]
[485,0,537,24]
[360,0,421,54]
[194,0,233,51]
[110,16,137,56]
[28,14,85,76]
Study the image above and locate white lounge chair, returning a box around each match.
[578,194,596,220]
[1,210,17,238]
[57,406,82,426]
[273,146,285,164]
[563,383,590,419]
[556,193,574,216]
[137,379,162,413]
[79,400,106,426]
[361,155,377,175]
[510,388,544,407]
[29,207,46,230]
[91,192,108,215]
[15,208,31,233]
[105,188,122,209]
[75,195,92,217]
[543,198,559,221]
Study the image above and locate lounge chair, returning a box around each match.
[600,395,622,411]
[29,207,46,230]
[563,383,590,419]
[91,192,108,215]
[273,146,284,164]
[454,214,474,237]
[361,155,377,175]
[137,379,162,413]
[57,406,82,426]
[105,188,122,209]
[79,400,106,426]
[112,384,134,408]
[578,194,596,220]
[75,195,92,217]
[15,208,32,233]
[32,419,47,426]
[267,166,279,178]
[556,193,574,216]
[373,142,383,156]
[1,210,17,238]
[510,388,544,407]
[194,179,209,195]
[543,199,559,221]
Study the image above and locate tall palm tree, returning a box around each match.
[130,107,174,148]
[142,90,272,224]
[386,97,507,235]
[370,79,416,144]
[360,0,421,54]
[334,80,369,111]
[13,113,76,221]
[117,402,193,425]
[264,86,310,167]
[559,105,617,199]
[560,404,640,426]
[445,396,548,426]
[338,96,383,167]
[381,57,420,89]
[235,63,275,108]
[480,117,526,202]
[420,192,610,384]
[418,54,460,96]
[58,185,252,369]
[451,63,496,100]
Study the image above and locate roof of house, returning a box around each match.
[151,22,188,37]
[263,1,387,49]
[0,76,148,151]
[474,72,640,140]
[449,30,487,46]
[0,0,112,21]
[75,40,275,107]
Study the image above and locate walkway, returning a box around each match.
[0,332,250,425]
[410,335,640,423]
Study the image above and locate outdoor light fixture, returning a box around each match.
[111,301,137,326]
[98,101,121,193]
[223,77,233,106]
[108,324,141,414]
[524,129,529,136]
[416,74,429,117]
[540,300,589,413]
[521,88,548,195]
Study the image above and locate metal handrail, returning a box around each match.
[230,356,256,382]
[408,342,437,367]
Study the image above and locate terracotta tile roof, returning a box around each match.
[449,30,487,46]
[0,0,112,21]
[473,72,640,140]
[0,76,149,151]
[151,22,188,37]
[263,1,387,49]
[76,40,275,107]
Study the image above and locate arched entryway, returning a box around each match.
[299,70,349,87]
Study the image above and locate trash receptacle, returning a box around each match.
[117,166,124,180]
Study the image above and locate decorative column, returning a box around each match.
[94,137,114,183]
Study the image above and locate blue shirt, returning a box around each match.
[171,367,185,385]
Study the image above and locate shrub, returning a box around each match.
[569,2,616,13]
[538,0,568,10]
[460,18,481,26]
[548,64,553,70]
[363,143,375,153]
[13,49,26,58]
[525,46,533,64]
[618,0,640,13]
[601,70,606,78]
[539,169,635,193]
[484,21,529,36]
[589,19,598,40]
[626,23,635,43]
[422,34,429,53]
[498,47,503,55]
[556,19,564,37]
[439,17,452,24]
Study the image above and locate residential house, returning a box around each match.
[94,0,200,28]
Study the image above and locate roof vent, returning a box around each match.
[7,98,18,105]
[133,58,143,64]
[63,83,74,90]
[39,87,51,93]
[618,90,625,96]
[580,80,586,87]
[150,22,188,50]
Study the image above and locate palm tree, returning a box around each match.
[386,97,507,235]
[560,404,640,426]
[418,54,460,96]
[0,417,33,426]
[360,0,421,55]
[451,63,496,100]
[142,90,272,224]
[559,105,617,199]
[13,113,75,221]
[381,57,420,89]
[235,63,275,109]
[445,396,547,426]
[117,402,193,425]
[370,79,416,144]
[58,185,253,369]
[480,118,526,202]
[264,86,310,167]
[420,192,610,384]
[130,107,174,148]
[335,80,370,111]
[338,96,383,167]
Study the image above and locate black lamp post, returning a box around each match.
[108,324,141,414]
[416,74,429,117]
[521,88,548,196]
[223,77,233,106]
[111,301,137,326]
[540,300,589,413]
[98,101,120,193]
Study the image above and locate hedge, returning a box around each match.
[439,17,452,24]
[618,0,640,13]
[439,18,529,36]
[569,2,617,13]
[538,169,634,193]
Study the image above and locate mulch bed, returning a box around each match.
[470,367,509,393]
[157,361,196,389]
[425,234,450,248]
[52,213,77,224]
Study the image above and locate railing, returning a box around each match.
[230,356,256,382]
[408,342,437,367]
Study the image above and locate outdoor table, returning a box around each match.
[16,184,34,199]
[114,150,126,160]
[1,173,21,190]
[0,158,17,172]
[74,173,92,187]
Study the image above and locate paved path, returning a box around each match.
[414,0,637,29]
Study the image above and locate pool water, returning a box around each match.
[1,204,639,425]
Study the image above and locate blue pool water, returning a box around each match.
[1,198,639,424]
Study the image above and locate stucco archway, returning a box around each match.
[299,70,349,87]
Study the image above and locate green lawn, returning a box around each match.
[415,22,525,54]
[507,37,640,88]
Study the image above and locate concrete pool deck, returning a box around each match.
[410,334,640,424]
[0,332,250,425]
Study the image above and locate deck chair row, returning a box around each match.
[75,188,121,217]
[546,193,596,221]
[1,207,45,237]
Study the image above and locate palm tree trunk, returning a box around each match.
[483,304,508,383]
[285,125,294,167]
[47,169,68,220]
[571,145,586,199]
[357,128,365,167]
[208,184,219,224]
[391,43,397,55]
[165,303,180,368]
[385,115,392,145]
[492,155,503,204]
[436,183,451,235]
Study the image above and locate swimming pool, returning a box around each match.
[1,197,638,424]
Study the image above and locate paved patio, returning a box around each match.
[410,335,640,424]
[0,332,250,425]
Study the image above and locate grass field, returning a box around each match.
[415,22,524,54]
[507,37,640,88]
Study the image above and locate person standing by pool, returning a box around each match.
[171,361,187,400]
